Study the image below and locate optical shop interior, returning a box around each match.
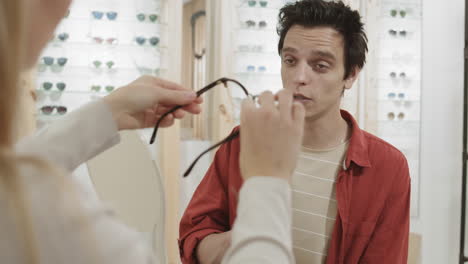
[9,0,468,263]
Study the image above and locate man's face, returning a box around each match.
[280,25,359,120]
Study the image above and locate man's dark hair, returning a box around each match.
[277,0,368,79]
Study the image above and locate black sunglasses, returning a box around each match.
[149,77,254,177]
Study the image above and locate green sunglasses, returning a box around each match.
[390,9,407,18]
[136,13,159,22]
[92,60,115,69]
[91,85,115,93]
[41,82,66,92]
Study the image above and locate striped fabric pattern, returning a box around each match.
[291,142,349,264]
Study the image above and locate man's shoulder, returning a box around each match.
[358,131,410,194]
[362,130,408,167]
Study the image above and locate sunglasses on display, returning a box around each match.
[387,112,405,121]
[92,37,118,45]
[90,85,115,93]
[135,36,160,46]
[390,9,407,18]
[136,13,159,22]
[149,77,255,177]
[35,89,62,102]
[246,65,267,73]
[390,72,407,79]
[245,20,267,29]
[387,92,405,100]
[238,45,264,53]
[40,105,68,115]
[92,60,115,69]
[388,29,408,37]
[56,33,69,42]
[247,0,268,7]
[137,67,161,76]
[42,57,68,67]
[91,11,118,20]
[41,82,66,92]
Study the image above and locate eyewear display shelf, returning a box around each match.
[35,0,168,130]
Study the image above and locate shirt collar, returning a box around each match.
[340,110,372,170]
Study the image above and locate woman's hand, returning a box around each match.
[103,75,203,131]
[239,89,305,182]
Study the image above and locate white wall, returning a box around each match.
[410,0,465,262]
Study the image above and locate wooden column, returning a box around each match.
[206,0,235,142]
[159,0,184,263]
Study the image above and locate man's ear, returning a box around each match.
[344,67,361,90]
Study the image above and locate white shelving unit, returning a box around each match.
[375,0,422,216]
[35,0,168,125]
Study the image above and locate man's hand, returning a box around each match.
[103,75,203,131]
[239,89,305,181]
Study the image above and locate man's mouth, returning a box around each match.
[293,93,313,101]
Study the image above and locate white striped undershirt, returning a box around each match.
[291,141,349,264]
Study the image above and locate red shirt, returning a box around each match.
[179,110,410,264]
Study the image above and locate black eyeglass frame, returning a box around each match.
[149,77,254,177]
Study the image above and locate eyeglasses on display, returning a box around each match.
[390,9,407,18]
[92,60,115,69]
[388,29,408,37]
[387,112,405,121]
[57,33,69,42]
[41,82,66,92]
[42,57,68,67]
[387,92,405,100]
[246,65,267,73]
[390,72,407,79]
[90,85,115,93]
[92,37,118,45]
[135,36,160,46]
[40,105,68,115]
[136,13,159,22]
[245,20,267,29]
[238,45,264,53]
[91,11,118,20]
[247,0,268,7]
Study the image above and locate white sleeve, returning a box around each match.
[25,168,157,264]
[16,100,120,172]
[222,177,295,264]
[73,177,157,264]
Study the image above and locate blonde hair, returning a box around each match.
[0,1,66,263]
[0,1,105,263]
[0,0,42,263]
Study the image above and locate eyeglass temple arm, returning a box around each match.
[149,78,250,144]
[149,80,223,144]
[183,130,240,177]
[149,105,184,144]
[195,78,249,97]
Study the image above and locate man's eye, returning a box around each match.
[316,63,329,70]
[284,58,295,64]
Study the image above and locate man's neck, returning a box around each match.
[302,109,350,150]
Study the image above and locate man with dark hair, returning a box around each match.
[179,1,410,263]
